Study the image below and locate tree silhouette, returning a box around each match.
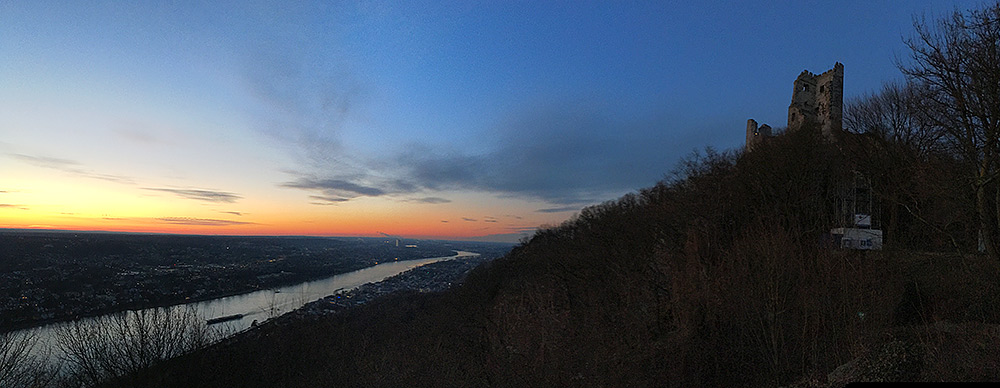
[901,3,1000,257]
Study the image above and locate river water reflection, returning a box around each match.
[19,250,478,360]
[195,250,478,331]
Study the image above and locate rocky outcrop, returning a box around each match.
[827,340,923,386]
[788,321,1000,387]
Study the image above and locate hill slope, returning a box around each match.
[137,130,1000,387]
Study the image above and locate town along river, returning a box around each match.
[16,250,479,362]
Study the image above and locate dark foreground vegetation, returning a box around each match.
[6,3,1000,387]
[126,128,998,387]
[128,5,1000,385]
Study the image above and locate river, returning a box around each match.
[14,250,479,362]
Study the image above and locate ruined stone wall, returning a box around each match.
[745,118,771,151]
[787,62,843,138]
[745,63,843,151]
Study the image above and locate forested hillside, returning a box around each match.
[8,3,1000,387]
[135,127,998,387]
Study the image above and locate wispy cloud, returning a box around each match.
[220,211,244,216]
[88,174,134,184]
[264,72,710,207]
[407,197,451,204]
[283,177,384,197]
[504,225,541,233]
[379,104,704,206]
[112,125,177,146]
[0,204,29,210]
[308,195,351,204]
[10,153,135,184]
[10,154,78,169]
[281,176,421,204]
[242,10,363,175]
[259,67,687,208]
[154,217,255,226]
[144,188,242,203]
[536,206,582,213]
[462,217,477,222]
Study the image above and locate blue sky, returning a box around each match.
[0,0,986,240]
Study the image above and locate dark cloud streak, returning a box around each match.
[385,105,704,205]
[282,176,423,204]
[154,217,255,226]
[407,197,451,204]
[144,188,242,203]
[309,195,350,204]
[274,90,716,207]
[537,206,582,213]
[10,153,78,169]
[282,178,385,197]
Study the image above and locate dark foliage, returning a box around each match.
[123,124,1000,388]
[22,5,1000,385]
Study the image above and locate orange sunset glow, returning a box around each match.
[7,1,966,241]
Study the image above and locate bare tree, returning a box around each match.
[0,329,56,388]
[843,81,964,250]
[901,3,1000,257]
[56,307,217,387]
[844,81,943,153]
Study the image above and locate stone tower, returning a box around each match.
[745,119,772,151]
[787,62,843,138]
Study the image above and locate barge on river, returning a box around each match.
[206,314,243,325]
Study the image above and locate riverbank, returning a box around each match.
[0,252,454,334]
[204,252,490,345]
[1,232,475,333]
[1,250,494,386]
[287,252,487,319]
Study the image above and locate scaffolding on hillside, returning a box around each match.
[830,171,882,250]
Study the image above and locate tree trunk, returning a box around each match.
[978,182,998,258]
[994,179,1000,258]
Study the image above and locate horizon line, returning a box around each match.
[0,226,524,243]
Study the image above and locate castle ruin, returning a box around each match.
[745,119,772,152]
[745,62,844,150]
[788,62,844,137]
[743,63,880,250]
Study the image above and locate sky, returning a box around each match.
[0,0,986,242]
